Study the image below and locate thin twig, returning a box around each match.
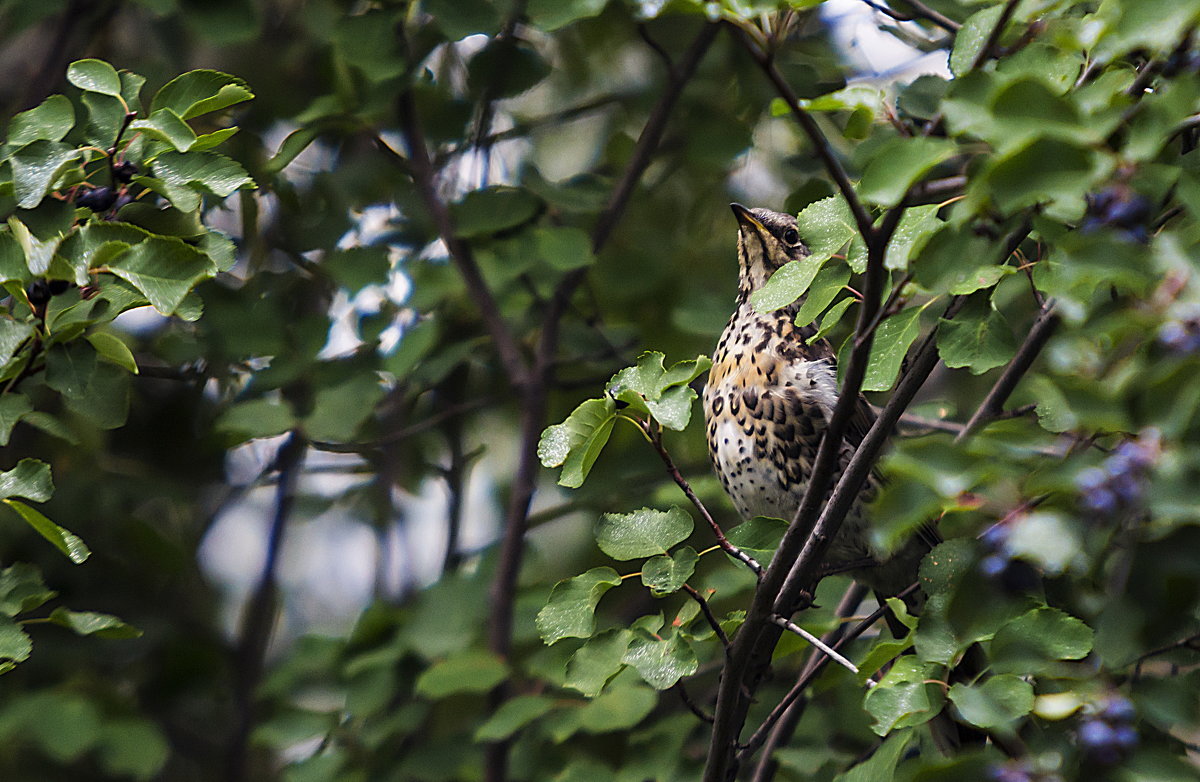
[684,584,732,651]
[396,93,531,389]
[859,0,960,33]
[956,299,1057,442]
[676,680,716,724]
[227,430,306,782]
[649,424,762,576]
[770,615,860,674]
[742,583,919,765]
[749,584,867,782]
[732,24,875,240]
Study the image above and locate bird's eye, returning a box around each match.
[783,228,800,245]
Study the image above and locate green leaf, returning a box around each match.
[622,630,697,690]
[982,137,1106,214]
[814,297,855,342]
[794,263,850,327]
[8,216,65,274]
[116,203,205,237]
[726,517,788,563]
[950,5,1004,76]
[947,674,1034,729]
[45,342,130,429]
[605,352,711,431]
[426,0,502,38]
[595,506,693,560]
[536,567,622,645]
[538,397,617,488]
[303,372,385,443]
[0,617,32,665]
[451,186,540,238]
[641,547,698,597]
[10,141,82,209]
[264,126,322,174]
[796,196,857,261]
[577,681,656,733]
[97,719,169,779]
[8,95,75,145]
[0,394,32,446]
[566,629,632,696]
[67,59,123,97]
[833,730,913,782]
[466,39,551,99]
[0,459,54,502]
[535,226,593,270]
[100,237,213,315]
[863,656,942,736]
[217,398,295,443]
[150,150,254,208]
[751,256,828,313]
[130,108,197,152]
[525,0,607,30]
[4,499,90,564]
[937,296,1017,374]
[0,563,55,617]
[0,318,35,366]
[990,606,1093,674]
[151,69,253,120]
[474,695,554,742]
[48,607,141,638]
[414,650,507,698]
[323,246,389,293]
[86,331,138,373]
[858,138,957,207]
[858,304,925,393]
[884,206,942,271]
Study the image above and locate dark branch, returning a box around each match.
[684,584,732,652]
[395,93,531,389]
[970,0,1020,71]
[858,0,960,33]
[733,25,876,240]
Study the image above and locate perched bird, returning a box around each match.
[703,204,936,599]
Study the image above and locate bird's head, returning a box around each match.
[730,203,809,298]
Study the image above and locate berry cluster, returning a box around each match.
[1082,187,1153,243]
[1075,430,1161,516]
[978,522,1040,595]
[1077,695,1138,765]
[74,161,138,214]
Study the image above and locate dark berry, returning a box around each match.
[26,280,49,306]
[986,762,1033,782]
[1105,195,1152,228]
[998,559,1041,595]
[77,186,117,212]
[1082,487,1118,514]
[46,279,72,296]
[113,193,133,212]
[113,160,138,183]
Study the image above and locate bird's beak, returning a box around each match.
[730,203,764,232]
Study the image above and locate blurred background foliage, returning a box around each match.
[0,0,1197,781]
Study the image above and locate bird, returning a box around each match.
[703,203,937,600]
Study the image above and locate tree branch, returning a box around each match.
[648,423,762,576]
[858,0,961,33]
[970,0,1020,71]
[956,299,1057,442]
[395,92,531,389]
[227,430,306,782]
[684,584,732,652]
[732,25,876,240]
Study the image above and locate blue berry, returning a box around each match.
[1075,467,1108,492]
[1101,696,1136,723]
[980,525,1009,553]
[1113,725,1139,750]
[987,764,1032,782]
[1082,486,1118,514]
[980,554,1009,578]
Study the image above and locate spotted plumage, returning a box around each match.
[703,204,932,596]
